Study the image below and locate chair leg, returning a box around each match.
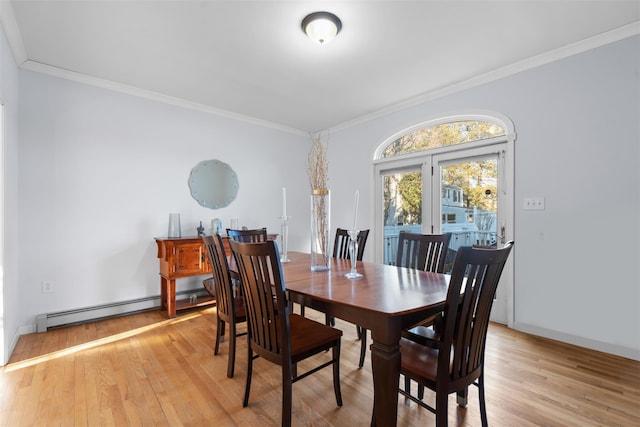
[300,304,305,316]
[478,375,488,427]
[358,328,367,368]
[242,348,253,407]
[324,314,335,326]
[456,387,468,406]
[332,341,343,406]
[214,318,224,355]
[282,370,293,427]
[402,375,424,401]
[227,323,236,378]
[435,386,448,427]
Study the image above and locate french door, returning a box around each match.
[374,142,514,324]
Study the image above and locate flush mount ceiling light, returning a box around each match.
[301,11,342,45]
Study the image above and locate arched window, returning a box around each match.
[379,119,506,159]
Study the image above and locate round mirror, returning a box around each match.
[188,159,239,209]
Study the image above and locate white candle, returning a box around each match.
[282,187,287,218]
[353,190,359,230]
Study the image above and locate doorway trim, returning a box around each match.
[371,110,516,326]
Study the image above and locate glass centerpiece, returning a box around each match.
[344,229,363,279]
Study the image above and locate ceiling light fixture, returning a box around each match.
[301,11,342,45]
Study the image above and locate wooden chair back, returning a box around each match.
[399,241,513,426]
[441,241,513,385]
[229,239,289,365]
[226,227,268,243]
[331,227,371,366]
[202,235,237,323]
[202,234,247,377]
[230,239,343,426]
[396,231,452,273]
[333,228,369,261]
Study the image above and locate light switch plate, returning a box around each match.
[524,197,545,210]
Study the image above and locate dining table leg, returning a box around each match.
[369,319,402,427]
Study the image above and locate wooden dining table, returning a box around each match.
[277,251,450,427]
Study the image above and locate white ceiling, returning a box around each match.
[4,1,640,134]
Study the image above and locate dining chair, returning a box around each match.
[331,228,370,368]
[301,228,370,317]
[402,240,491,349]
[399,241,514,427]
[395,231,452,272]
[359,231,452,369]
[202,234,247,378]
[333,227,369,260]
[398,231,452,366]
[226,227,268,243]
[229,239,343,427]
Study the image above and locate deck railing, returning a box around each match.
[383,225,497,266]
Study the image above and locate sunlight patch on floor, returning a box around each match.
[4,311,205,372]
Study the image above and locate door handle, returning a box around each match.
[498,221,506,244]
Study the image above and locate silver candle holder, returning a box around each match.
[279,216,291,263]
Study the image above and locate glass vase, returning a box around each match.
[168,213,181,238]
[310,189,331,271]
[344,229,363,279]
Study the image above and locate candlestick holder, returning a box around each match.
[344,229,363,279]
[279,216,291,263]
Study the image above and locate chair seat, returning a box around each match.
[400,337,439,386]
[288,314,342,359]
[401,324,440,348]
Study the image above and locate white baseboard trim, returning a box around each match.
[513,322,640,362]
[35,289,210,333]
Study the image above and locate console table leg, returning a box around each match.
[160,277,167,310]
[161,277,177,318]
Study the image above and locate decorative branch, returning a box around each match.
[307,134,328,191]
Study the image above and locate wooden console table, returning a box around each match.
[155,234,278,317]
[155,236,217,317]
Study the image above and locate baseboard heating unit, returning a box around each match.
[36,289,210,332]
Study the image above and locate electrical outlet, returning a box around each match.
[42,281,54,293]
[524,197,545,210]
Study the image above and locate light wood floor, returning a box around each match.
[1,307,639,426]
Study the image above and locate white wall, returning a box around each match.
[327,35,640,360]
[8,27,639,362]
[16,70,310,337]
[1,21,20,364]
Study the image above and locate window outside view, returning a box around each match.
[382,121,503,269]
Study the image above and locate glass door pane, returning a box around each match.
[382,169,422,265]
[439,156,498,273]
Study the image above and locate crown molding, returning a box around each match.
[0,0,27,65]
[21,60,309,136]
[328,21,640,133]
